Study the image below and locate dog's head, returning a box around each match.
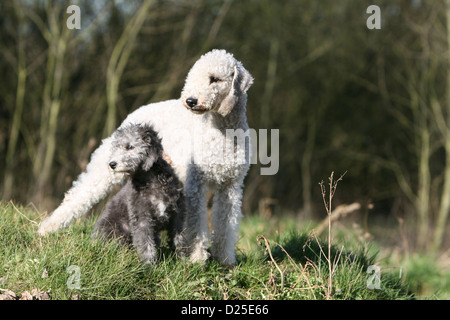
[180,49,253,117]
[109,123,163,174]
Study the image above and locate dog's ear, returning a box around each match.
[141,127,153,144]
[140,126,161,147]
[141,153,157,171]
[140,126,163,171]
[218,63,254,117]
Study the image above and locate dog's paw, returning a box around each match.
[189,246,210,265]
[137,245,158,265]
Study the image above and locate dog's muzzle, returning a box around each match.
[185,97,207,114]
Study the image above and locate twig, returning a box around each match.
[9,200,38,225]
[269,237,318,299]
[318,171,346,300]
[257,235,284,292]
[315,202,361,235]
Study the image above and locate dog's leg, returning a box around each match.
[210,183,244,266]
[167,195,187,257]
[38,137,126,236]
[92,188,132,244]
[128,209,159,265]
[184,167,210,264]
[132,226,158,265]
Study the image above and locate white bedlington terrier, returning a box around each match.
[38,49,254,265]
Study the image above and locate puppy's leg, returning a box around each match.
[92,188,132,244]
[132,226,158,264]
[128,206,159,264]
[39,137,126,235]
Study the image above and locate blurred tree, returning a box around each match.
[3,1,27,201]
[30,1,74,202]
[104,0,154,136]
[357,0,450,252]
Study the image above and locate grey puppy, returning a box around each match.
[92,123,185,264]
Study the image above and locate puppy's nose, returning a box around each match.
[109,161,117,170]
[186,97,198,108]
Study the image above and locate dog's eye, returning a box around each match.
[125,144,134,151]
[209,76,220,84]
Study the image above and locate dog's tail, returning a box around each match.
[38,137,126,236]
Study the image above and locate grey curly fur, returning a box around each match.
[92,123,186,264]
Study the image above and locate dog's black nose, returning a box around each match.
[109,161,117,170]
[186,97,198,108]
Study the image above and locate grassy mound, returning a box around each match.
[0,201,415,300]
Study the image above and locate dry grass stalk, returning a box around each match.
[257,234,321,299]
[318,171,346,300]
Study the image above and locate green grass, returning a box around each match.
[0,201,424,300]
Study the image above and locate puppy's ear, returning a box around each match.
[140,126,161,147]
[140,125,163,171]
[141,153,157,171]
[218,63,254,117]
[141,127,153,144]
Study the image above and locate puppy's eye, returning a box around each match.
[209,76,220,84]
[125,144,134,150]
